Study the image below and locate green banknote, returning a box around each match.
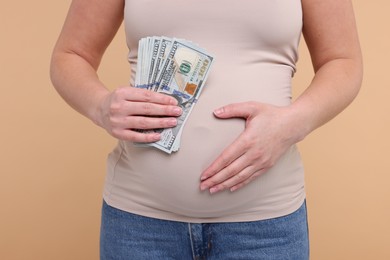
[134,37,214,154]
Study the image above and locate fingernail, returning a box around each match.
[152,133,161,140]
[209,187,219,194]
[200,184,207,191]
[173,107,182,115]
[214,107,223,116]
[230,187,238,192]
[200,175,207,181]
[170,98,178,105]
[168,118,177,126]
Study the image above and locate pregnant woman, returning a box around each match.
[50,0,362,259]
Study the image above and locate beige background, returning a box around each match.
[1,1,389,259]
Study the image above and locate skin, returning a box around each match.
[50,0,182,143]
[50,0,363,194]
[200,0,363,193]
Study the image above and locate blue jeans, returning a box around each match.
[100,200,309,260]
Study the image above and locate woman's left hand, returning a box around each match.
[200,101,302,194]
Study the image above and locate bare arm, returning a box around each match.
[200,0,363,193]
[290,0,363,139]
[50,0,182,142]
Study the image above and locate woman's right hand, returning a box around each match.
[97,86,182,143]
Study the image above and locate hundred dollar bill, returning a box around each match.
[150,37,172,90]
[147,37,161,85]
[133,37,214,153]
[142,38,151,85]
[146,39,214,153]
[135,38,144,86]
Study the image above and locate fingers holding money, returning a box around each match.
[110,98,182,117]
[98,86,182,142]
[133,37,214,153]
[112,115,179,130]
[117,86,179,106]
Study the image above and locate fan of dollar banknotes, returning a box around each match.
[134,37,214,154]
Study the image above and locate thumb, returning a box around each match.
[213,102,256,119]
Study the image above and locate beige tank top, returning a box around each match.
[103,0,305,223]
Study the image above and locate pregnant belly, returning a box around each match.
[106,67,299,218]
[108,104,300,218]
[115,112,248,217]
